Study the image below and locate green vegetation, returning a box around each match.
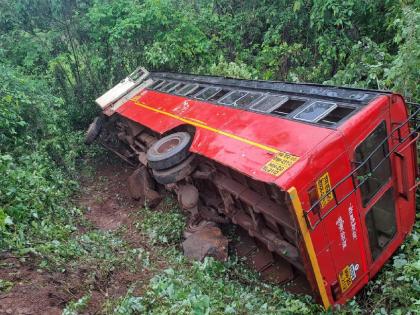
[0,279,14,293]
[0,64,84,251]
[0,0,419,314]
[106,208,420,315]
[137,206,186,245]
[109,257,319,315]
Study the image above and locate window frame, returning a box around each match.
[364,187,397,262]
[249,94,289,113]
[353,120,392,207]
[194,86,222,100]
[293,101,337,123]
[218,90,249,106]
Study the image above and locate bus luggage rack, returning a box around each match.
[305,102,420,230]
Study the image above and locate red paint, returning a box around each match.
[116,88,417,306]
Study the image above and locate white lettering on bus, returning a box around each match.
[348,203,357,240]
[336,216,347,250]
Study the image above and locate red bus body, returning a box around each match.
[94,69,418,308]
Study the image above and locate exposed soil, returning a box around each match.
[78,161,137,231]
[0,158,153,315]
[0,156,309,314]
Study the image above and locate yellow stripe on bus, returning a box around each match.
[288,187,331,309]
[130,98,280,154]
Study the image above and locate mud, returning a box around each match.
[0,158,150,315]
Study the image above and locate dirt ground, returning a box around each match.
[0,160,153,315]
[0,157,313,314]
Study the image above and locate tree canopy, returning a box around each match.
[0,0,418,129]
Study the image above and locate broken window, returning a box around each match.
[172,83,187,94]
[167,82,184,93]
[129,68,146,81]
[188,85,206,97]
[149,79,165,89]
[272,99,306,116]
[176,84,199,96]
[159,81,178,92]
[365,188,396,260]
[319,106,355,125]
[208,89,231,102]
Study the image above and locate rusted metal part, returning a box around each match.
[198,206,230,224]
[177,184,200,230]
[137,132,158,148]
[98,114,304,286]
[99,116,161,167]
[234,229,294,284]
[152,154,197,185]
[125,120,145,138]
[137,151,148,166]
[213,175,296,232]
[262,260,294,284]
[192,163,216,180]
[203,173,302,271]
[177,185,199,210]
[100,141,137,166]
[283,274,313,295]
[231,211,303,272]
[182,226,228,261]
[127,166,161,208]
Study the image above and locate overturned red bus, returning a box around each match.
[86,67,419,308]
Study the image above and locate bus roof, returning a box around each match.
[149,71,390,128]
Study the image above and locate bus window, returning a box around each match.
[236,92,263,107]
[355,122,391,206]
[365,188,397,260]
[219,91,248,105]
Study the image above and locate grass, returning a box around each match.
[102,201,420,315]
[2,151,419,314]
[136,206,186,245]
[89,199,317,314]
[0,279,13,293]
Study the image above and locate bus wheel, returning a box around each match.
[85,116,103,145]
[152,154,196,184]
[147,132,192,170]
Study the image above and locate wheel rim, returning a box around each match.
[156,137,181,154]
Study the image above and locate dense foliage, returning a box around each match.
[0,64,84,249]
[0,0,419,127]
[0,0,419,314]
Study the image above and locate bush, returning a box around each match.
[0,64,85,250]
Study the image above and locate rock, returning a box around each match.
[182,226,228,261]
[127,167,161,207]
[183,220,217,239]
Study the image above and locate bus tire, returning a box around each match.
[147,132,192,170]
[152,154,196,184]
[85,116,103,145]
